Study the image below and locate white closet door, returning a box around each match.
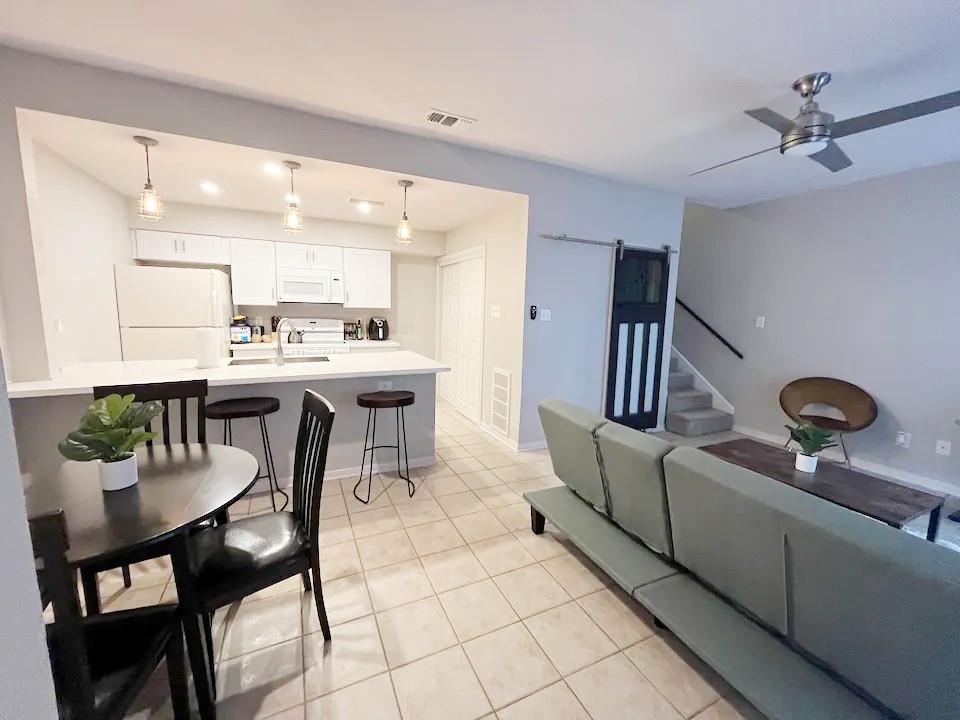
[455,257,484,421]
[439,263,459,405]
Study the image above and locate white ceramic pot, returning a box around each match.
[99,453,139,491]
[795,452,818,473]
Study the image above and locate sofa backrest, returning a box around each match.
[595,422,675,557]
[538,399,609,513]
[784,499,960,720]
[663,447,792,634]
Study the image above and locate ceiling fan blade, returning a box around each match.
[690,145,781,177]
[808,141,853,172]
[831,89,960,139]
[744,108,796,134]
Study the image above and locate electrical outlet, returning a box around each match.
[490,304,501,318]
[377,380,393,391]
[895,432,911,448]
[540,308,552,322]
[935,440,952,456]
[755,315,766,329]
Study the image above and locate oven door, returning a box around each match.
[276,268,333,303]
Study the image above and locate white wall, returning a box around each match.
[0,348,58,720]
[134,201,443,357]
[26,143,132,368]
[445,198,528,442]
[675,162,960,492]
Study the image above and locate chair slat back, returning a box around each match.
[93,380,208,445]
[29,510,95,716]
[291,390,335,543]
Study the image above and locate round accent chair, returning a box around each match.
[779,377,878,467]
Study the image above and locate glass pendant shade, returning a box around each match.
[138,182,163,222]
[282,202,303,233]
[396,215,413,245]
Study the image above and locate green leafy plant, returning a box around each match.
[58,394,164,463]
[785,421,837,456]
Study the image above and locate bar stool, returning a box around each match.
[206,396,288,511]
[353,390,415,504]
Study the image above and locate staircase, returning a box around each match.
[665,355,734,436]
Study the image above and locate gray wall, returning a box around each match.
[675,161,960,491]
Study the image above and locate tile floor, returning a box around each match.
[113,401,764,719]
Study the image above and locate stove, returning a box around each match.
[282,318,348,357]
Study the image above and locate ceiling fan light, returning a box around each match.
[781,136,830,156]
[138,183,163,221]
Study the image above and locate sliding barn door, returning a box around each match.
[604,248,669,429]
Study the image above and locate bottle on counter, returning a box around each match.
[356,317,364,340]
[230,315,252,343]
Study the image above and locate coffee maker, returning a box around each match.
[367,317,389,341]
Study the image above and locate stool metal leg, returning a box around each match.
[397,405,415,498]
[259,414,288,511]
[353,408,376,504]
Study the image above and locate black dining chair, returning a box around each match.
[179,389,336,661]
[31,509,190,720]
[82,380,209,612]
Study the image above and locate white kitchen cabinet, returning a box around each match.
[230,238,277,305]
[134,229,228,264]
[133,229,181,262]
[275,241,343,270]
[343,248,391,308]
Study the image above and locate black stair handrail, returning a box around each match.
[676,298,744,360]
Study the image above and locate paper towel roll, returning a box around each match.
[196,327,222,368]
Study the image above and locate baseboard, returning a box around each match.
[732,424,957,498]
[245,455,437,496]
[517,439,548,452]
[671,347,735,415]
[479,421,519,451]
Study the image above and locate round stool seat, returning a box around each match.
[356,390,415,409]
[206,397,280,420]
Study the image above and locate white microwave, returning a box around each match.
[276,267,344,304]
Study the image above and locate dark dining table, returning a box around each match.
[27,443,259,718]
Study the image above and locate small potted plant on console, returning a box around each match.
[786,421,836,473]
[58,393,164,491]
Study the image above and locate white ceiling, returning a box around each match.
[18,110,517,231]
[2,1,959,208]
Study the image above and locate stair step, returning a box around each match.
[668,372,694,391]
[666,408,734,437]
[670,355,679,372]
[667,389,713,413]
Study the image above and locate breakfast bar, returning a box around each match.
[9,351,449,488]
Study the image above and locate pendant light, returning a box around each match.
[281,160,303,233]
[134,136,163,222]
[396,179,414,245]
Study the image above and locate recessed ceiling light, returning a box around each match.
[263,162,283,177]
[200,181,220,194]
[356,201,372,214]
[348,197,385,214]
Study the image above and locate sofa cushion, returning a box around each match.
[784,500,960,720]
[524,486,677,593]
[595,422,674,557]
[538,399,609,513]
[663,447,794,634]
[634,574,884,720]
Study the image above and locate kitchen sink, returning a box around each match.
[230,356,330,366]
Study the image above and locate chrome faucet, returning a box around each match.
[275,317,293,365]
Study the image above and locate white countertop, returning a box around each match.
[230,339,400,350]
[7,351,449,399]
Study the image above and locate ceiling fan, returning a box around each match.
[692,72,960,176]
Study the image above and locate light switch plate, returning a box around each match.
[935,440,951,456]
[540,308,552,322]
[755,315,766,328]
[895,432,911,448]
[377,380,393,391]
[490,304,501,318]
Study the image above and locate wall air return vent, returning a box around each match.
[426,108,477,131]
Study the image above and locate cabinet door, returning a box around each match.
[275,241,313,267]
[180,234,228,264]
[343,248,391,308]
[229,238,277,305]
[310,245,343,270]
[134,229,182,262]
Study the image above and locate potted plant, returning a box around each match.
[58,393,164,491]
[785,421,837,473]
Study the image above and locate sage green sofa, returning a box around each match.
[526,398,960,720]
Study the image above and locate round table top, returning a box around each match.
[26,444,259,567]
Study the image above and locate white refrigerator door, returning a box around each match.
[121,327,229,360]
[116,265,231,328]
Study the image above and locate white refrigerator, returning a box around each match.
[115,265,232,361]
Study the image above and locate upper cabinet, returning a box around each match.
[230,238,277,305]
[275,241,343,270]
[343,248,391,308]
[133,230,229,265]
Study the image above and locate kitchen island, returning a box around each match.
[9,351,449,489]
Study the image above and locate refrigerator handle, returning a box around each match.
[210,276,218,324]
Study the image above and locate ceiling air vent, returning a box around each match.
[426,108,476,131]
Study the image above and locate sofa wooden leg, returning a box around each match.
[531,507,545,535]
